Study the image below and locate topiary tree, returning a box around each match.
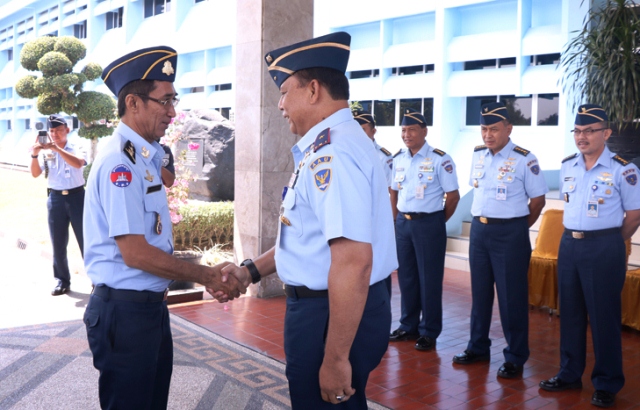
[15,35,116,162]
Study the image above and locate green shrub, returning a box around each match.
[53,36,86,66]
[14,75,38,99]
[76,91,116,123]
[172,200,234,251]
[20,36,56,71]
[81,62,102,81]
[38,51,73,77]
[36,92,62,115]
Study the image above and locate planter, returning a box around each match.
[169,250,204,304]
[606,123,640,167]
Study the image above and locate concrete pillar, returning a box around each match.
[233,0,313,297]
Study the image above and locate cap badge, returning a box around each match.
[484,107,488,112]
[162,61,174,76]
[266,54,273,64]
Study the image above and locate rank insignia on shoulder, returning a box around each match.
[393,149,403,158]
[124,140,136,164]
[562,153,578,163]
[380,147,392,156]
[313,128,331,152]
[514,146,530,156]
[613,155,630,166]
[433,148,446,156]
[474,145,487,152]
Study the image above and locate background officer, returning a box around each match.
[539,104,640,408]
[389,108,460,351]
[159,142,175,187]
[453,102,548,379]
[353,110,393,189]
[83,46,244,409]
[214,32,397,408]
[30,114,86,296]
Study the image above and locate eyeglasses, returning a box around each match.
[570,128,607,136]
[134,94,180,108]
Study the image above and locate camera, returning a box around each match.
[38,130,49,145]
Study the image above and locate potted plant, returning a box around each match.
[560,0,640,160]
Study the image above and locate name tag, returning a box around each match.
[146,184,162,194]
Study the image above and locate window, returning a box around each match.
[106,8,123,30]
[145,0,171,18]
[498,57,516,68]
[6,49,12,61]
[216,107,230,119]
[213,83,231,91]
[399,98,434,126]
[7,120,11,130]
[374,100,396,126]
[74,21,87,39]
[500,95,532,126]
[190,86,204,93]
[537,94,559,126]
[25,119,30,129]
[531,53,561,66]
[464,59,496,71]
[348,69,379,79]
[466,96,497,125]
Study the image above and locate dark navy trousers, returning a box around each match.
[395,211,446,339]
[47,189,84,286]
[84,288,173,409]
[284,281,390,409]
[467,217,531,365]
[556,231,626,393]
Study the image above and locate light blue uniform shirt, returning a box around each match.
[84,122,173,292]
[373,140,393,188]
[470,139,548,218]
[392,142,459,213]
[561,146,640,230]
[275,108,398,290]
[38,142,86,190]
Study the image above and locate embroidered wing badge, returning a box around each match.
[626,174,637,186]
[314,169,332,191]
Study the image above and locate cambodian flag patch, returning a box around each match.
[530,165,540,175]
[314,169,331,191]
[111,164,133,187]
[626,174,637,186]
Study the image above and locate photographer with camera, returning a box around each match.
[30,114,87,296]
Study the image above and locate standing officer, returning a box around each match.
[159,142,175,187]
[214,32,397,408]
[30,114,86,296]
[539,104,640,408]
[453,102,548,379]
[388,108,460,351]
[83,46,245,409]
[353,111,393,189]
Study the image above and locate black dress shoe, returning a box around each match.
[452,350,490,364]
[538,376,582,392]
[389,329,419,341]
[51,284,69,296]
[415,336,436,351]
[591,390,615,408]
[497,362,523,379]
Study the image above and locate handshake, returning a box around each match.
[205,262,253,302]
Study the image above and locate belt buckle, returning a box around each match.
[163,288,169,301]
[572,231,585,239]
[479,217,488,224]
[404,214,412,220]
[62,190,69,195]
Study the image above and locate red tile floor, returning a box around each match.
[170,269,640,409]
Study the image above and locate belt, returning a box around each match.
[564,227,620,239]
[401,210,443,220]
[474,216,526,224]
[92,285,168,303]
[284,285,328,299]
[48,186,84,196]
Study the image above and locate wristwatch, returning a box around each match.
[240,259,261,284]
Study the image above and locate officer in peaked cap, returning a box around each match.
[389,107,460,352]
[539,104,640,408]
[83,46,244,408]
[453,102,548,379]
[214,32,397,408]
[353,110,394,190]
[29,114,87,296]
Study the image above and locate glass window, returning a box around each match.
[213,83,232,91]
[537,93,559,126]
[424,98,434,126]
[190,86,204,93]
[500,95,532,126]
[7,49,12,61]
[532,53,560,66]
[466,96,497,125]
[145,0,170,18]
[464,59,496,71]
[498,57,516,68]
[374,100,396,126]
[216,107,230,119]
[73,21,87,39]
[398,65,425,75]
[106,8,123,30]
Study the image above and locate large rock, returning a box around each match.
[176,109,234,201]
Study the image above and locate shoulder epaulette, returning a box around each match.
[393,149,403,158]
[562,153,578,163]
[380,147,392,156]
[613,155,630,166]
[433,148,446,156]
[123,140,136,164]
[312,127,331,152]
[513,146,530,157]
[474,145,487,152]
